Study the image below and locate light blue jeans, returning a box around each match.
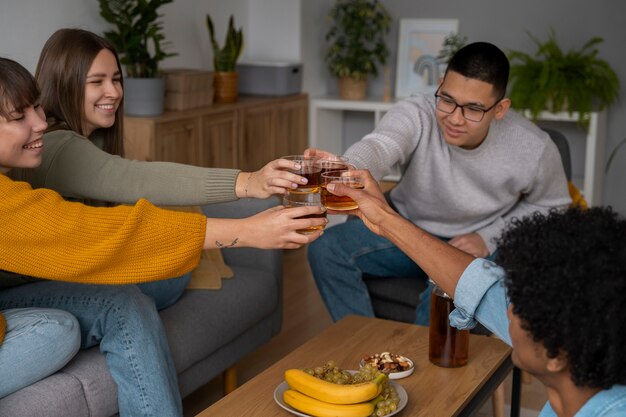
[308,219,434,325]
[0,274,190,416]
[0,308,81,398]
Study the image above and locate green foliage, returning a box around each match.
[98,0,177,78]
[437,32,468,64]
[508,30,619,125]
[206,14,244,72]
[325,0,392,81]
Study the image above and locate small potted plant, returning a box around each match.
[508,30,620,125]
[98,0,177,116]
[325,0,392,100]
[207,14,244,104]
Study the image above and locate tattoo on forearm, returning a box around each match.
[215,238,239,248]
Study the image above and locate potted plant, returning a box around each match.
[437,32,468,64]
[508,30,620,125]
[325,0,391,100]
[98,0,177,116]
[207,14,244,104]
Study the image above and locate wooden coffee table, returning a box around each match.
[197,315,512,417]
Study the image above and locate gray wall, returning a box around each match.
[302,0,626,214]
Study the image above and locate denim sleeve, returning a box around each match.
[449,259,512,346]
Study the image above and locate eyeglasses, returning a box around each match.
[434,89,504,122]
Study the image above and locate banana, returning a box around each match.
[284,369,387,404]
[283,389,381,417]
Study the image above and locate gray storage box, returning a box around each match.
[237,61,302,96]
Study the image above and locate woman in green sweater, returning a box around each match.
[0,57,324,415]
[25,28,312,310]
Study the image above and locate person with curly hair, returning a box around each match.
[326,169,625,416]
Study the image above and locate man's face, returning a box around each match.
[507,304,553,378]
[434,71,510,150]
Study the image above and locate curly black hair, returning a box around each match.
[495,207,626,389]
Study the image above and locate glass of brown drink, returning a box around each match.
[320,169,364,211]
[428,283,469,367]
[281,155,322,193]
[282,192,327,234]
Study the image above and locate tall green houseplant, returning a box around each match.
[206,14,244,72]
[206,14,244,103]
[98,0,176,78]
[508,31,619,125]
[325,0,391,99]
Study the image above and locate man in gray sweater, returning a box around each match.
[307,42,571,325]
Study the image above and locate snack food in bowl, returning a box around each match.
[360,352,415,379]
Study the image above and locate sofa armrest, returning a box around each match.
[201,197,283,275]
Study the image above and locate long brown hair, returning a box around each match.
[35,28,125,156]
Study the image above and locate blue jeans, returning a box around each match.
[0,308,81,398]
[308,219,434,325]
[0,279,186,417]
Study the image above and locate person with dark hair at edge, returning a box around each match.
[326,169,625,416]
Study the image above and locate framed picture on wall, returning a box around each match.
[395,18,459,99]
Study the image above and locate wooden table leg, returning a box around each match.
[223,366,238,395]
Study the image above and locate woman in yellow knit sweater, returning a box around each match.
[0,57,325,415]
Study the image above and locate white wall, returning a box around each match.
[0,0,300,73]
[0,0,106,73]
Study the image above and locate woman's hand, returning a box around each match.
[204,204,327,250]
[236,158,308,199]
[448,233,489,258]
[325,169,398,236]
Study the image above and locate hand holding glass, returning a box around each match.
[281,155,322,193]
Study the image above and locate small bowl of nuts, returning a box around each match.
[360,352,415,380]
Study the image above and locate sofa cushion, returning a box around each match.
[161,264,279,375]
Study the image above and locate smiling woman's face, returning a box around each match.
[82,48,123,137]
[0,103,48,173]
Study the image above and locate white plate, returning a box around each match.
[359,357,415,380]
[273,377,408,417]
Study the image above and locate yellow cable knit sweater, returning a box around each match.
[0,174,206,345]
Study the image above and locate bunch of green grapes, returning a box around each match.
[303,360,401,416]
[302,360,354,384]
[370,383,400,416]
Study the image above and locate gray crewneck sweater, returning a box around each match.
[345,93,571,253]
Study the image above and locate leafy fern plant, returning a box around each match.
[508,30,619,125]
[206,14,244,72]
[325,0,392,81]
[99,0,176,78]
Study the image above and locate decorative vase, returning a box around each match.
[214,72,239,103]
[338,76,367,100]
[124,77,165,117]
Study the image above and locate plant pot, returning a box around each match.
[338,76,367,100]
[214,72,239,103]
[124,77,165,117]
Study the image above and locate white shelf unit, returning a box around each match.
[523,110,607,206]
[309,97,608,206]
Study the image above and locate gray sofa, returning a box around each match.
[0,197,283,417]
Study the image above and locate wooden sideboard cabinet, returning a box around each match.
[124,93,308,171]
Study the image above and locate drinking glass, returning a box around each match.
[281,155,322,193]
[282,192,327,234]
[320,169,364,211]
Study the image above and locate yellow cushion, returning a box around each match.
[568,182,588,209]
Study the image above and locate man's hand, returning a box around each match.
[448,233,489,258]
[325,169,398,236]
